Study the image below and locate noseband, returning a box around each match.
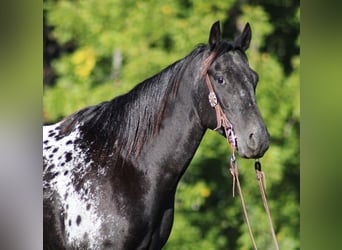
[200,54,279,250]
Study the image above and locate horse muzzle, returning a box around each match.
[237,126,270,159]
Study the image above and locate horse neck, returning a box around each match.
[138,64,206,189]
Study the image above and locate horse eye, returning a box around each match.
[216,76,225,85]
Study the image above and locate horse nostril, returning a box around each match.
[249,132,254,140]
[242,129,269,159]
[248,132,257,149]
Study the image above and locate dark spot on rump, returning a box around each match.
[48,132,56,137]
[68,219,71,226]
[46,164,55,172]
[64,170,69,175]
[86,204,91,210]
[44,146,52,150]
[44,170,59,182]
[64,192,68,200]
[43,157,48,169]
[66,140,73,145]
[76,215,81,226]
[58,156,62,160]
[43,140,49,144]
[52,148,59,153]
[65,152,73,162]
[61,163,65,167]
[85,157,91,164]
[103,239,114,247]
[54,134,62,140]
[49,154,54,158]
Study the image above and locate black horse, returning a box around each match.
[43,21,269,249]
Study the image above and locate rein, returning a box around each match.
[201,60,279,250]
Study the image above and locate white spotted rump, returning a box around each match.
[43,122,128,249]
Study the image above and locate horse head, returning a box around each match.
[198,21,269,159]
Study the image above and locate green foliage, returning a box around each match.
[44,0,299,249]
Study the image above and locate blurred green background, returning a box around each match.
[43,0,299,249]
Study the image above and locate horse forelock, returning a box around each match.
[200,41,236,77]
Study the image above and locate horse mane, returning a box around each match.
[58,44,209,164]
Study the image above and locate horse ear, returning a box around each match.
[235,23,252,51]
[208,21,221,50]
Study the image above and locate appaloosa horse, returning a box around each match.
[43,21,269,249]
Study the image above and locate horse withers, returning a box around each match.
[43,21,269,249]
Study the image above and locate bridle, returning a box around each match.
[201,55,280,250]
